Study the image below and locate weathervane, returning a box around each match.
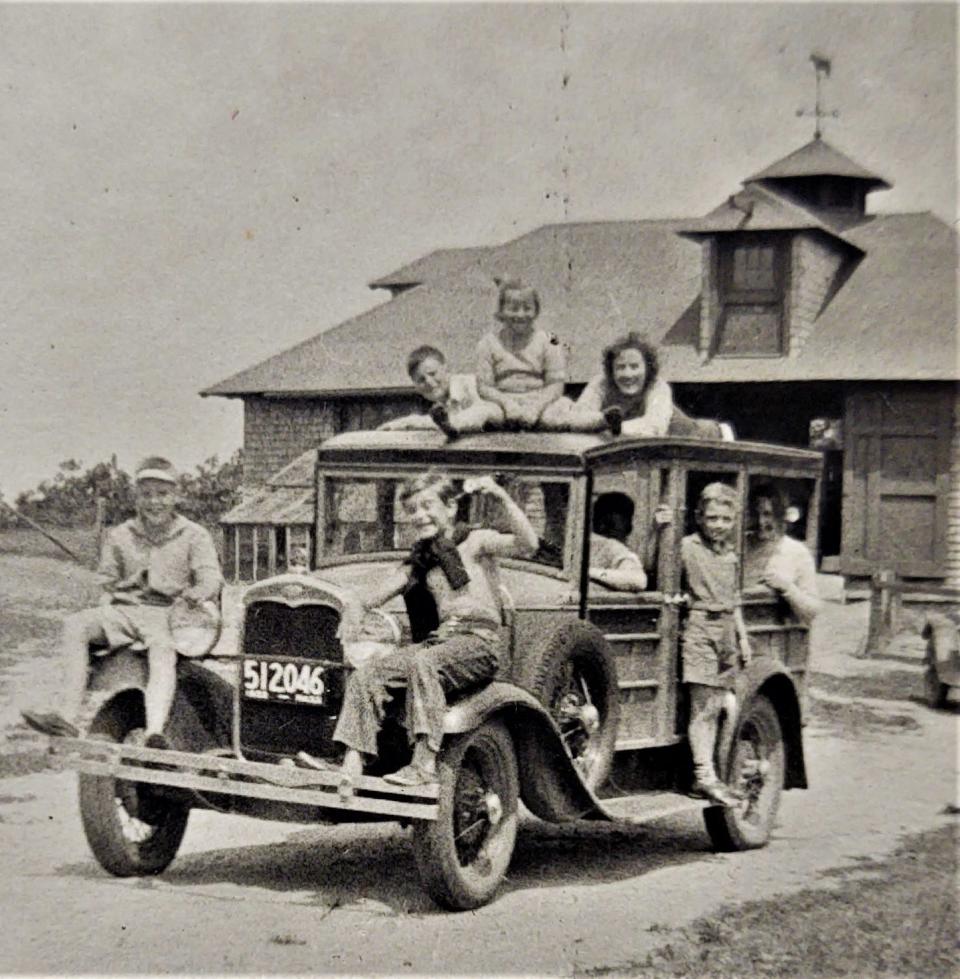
[796,52,838,139]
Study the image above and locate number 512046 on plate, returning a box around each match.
[242,659,326,706]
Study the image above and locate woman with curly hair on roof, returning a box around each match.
[542,330,733,439]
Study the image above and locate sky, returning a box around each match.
[1,2,955,497]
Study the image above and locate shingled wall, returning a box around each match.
[789,232,847,357]
[242,393,425,487]
[243,397,337,486]
[948,387,960,587]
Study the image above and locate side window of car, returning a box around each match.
[474,477,569,569]
[589,469,663,591]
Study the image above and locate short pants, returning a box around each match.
[681,610,738,688]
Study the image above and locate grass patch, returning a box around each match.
[269,934,307,947]
[807,695,921,738]
[0,527,98,566]
[811,669,925,705]
[578,825,957,977]
[0,750,52,779]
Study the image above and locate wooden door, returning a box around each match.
[841,387,952,578]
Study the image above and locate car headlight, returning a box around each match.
[357,608,401,645]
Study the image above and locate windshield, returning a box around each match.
[319,473,570,569]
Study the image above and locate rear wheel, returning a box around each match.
[522,624,619,790]
[411,719,518,910]
[78,698,190,876]
[705,695,784,851]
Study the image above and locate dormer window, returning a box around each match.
[715,233,787,357]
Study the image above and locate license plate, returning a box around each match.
[242,659,327,706]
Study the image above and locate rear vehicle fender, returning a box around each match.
[727,663,806,790]
[443,682,607,823]
[923,613,960,685]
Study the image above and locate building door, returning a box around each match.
[841,387,952,578]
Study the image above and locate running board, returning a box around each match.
[47,737,439,821]
[598,791,711,824]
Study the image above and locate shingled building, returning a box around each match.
[205,137,959,587]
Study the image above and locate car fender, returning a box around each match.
[87,647,149,696]
[923,613,960,688]
[721,659,807,790]
[444,682,609,823]
[86,649,232,753]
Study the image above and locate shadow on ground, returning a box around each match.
[54,812,712,915]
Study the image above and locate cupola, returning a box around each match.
[743,136,891,219]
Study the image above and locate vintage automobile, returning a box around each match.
[50,430,823,910]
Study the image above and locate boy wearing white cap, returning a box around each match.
[22,456,222,747]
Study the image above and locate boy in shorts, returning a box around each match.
[679,482,752,807]
[22,457,222,747]
[379,345,500,437]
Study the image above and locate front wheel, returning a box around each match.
[704,695,785,851]
[78,697,190,877]
[411,719,519,910]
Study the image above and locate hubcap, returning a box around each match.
[554,668,601,772]
[453,762,499,867]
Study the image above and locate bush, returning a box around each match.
[6,451,243,529]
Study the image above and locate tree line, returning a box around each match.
[1,452,244,529]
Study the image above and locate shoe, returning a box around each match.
[602,406,623,437]
[295,750,338,772]
[21,710,79,738]
[429,404,458,439]
[691,778,742,808]
[383,764,438,788]
[144,733,171,751]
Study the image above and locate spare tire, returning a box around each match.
[517,622,620,790]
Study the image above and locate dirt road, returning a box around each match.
[0,555,956,975]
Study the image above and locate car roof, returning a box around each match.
[316,430,823,476]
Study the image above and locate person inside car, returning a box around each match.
[588,492,649,592]
[21,457,222,748]
[744,483,822,625]
[330,469,538,792]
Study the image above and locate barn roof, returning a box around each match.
[220,487,314,525]
[676,182,860,245]
[204,207,956,398]
[368,247,489,289]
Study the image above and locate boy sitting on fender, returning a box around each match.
[331,470,538,792]
[22,457,222,748]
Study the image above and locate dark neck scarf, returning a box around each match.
[601,379,650,421]
[403,524,471,642]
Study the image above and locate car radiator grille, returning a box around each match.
[239,601,347,758]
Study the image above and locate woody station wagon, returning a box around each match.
[51,429,823,910]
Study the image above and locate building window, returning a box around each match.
[715,234,786,357]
